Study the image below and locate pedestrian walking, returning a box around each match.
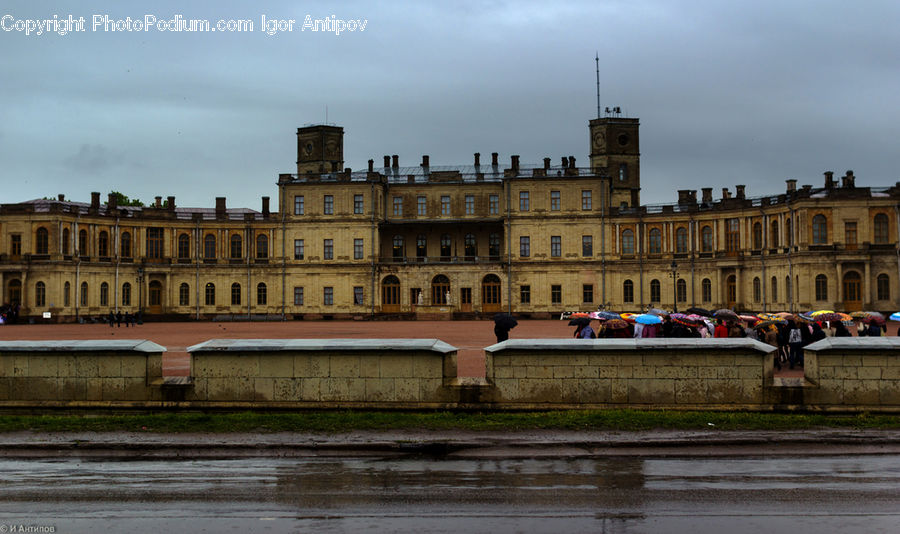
[116,311,123,327]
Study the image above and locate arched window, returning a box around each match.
[701,278,712,303]
[179,283,190,306]
[676,279,687,303]
[231,283,241,306]
[204,234,216,259]
[752,222,762,250]
[771,276,778,302]
[122,282,131,306]
[753,277,761,302]
[416,235,427,259]
[623,279,634,303]
[100,281,109,306]
[35,227,49,255]
[120,231,131,258]
[257,283,267,305]
[98,231,109,257]
[648,228,662,254]
[621,229,635,255]
[80,281,88,306]
[381,275,400,309]
[431,275,450,305]
[205,283,216,306]
[618,163,627,182]
[392,235,404,260]
[64,281,71,307]
[35,281,46,307]
[874,213,890,243]
[812,215,827,244]
[701,226,713,252]
[675,227,688,253]
[78,229,88,256]
[876,274,890,301]
[482,274,501,307]
[650,279,661,303]
[770,220,779,249]
[230,234,242,259]
[62,228,70,255]
[178,234,191,259]
[256,234,268,259]
[464,234,476,258]
[815,274,828,301]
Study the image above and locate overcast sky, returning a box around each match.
[3,0,899,209]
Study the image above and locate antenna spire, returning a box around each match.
[595,52,601,119]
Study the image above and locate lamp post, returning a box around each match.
[669,260,678,313]
[136,267,144,317]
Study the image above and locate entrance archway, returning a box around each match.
[481,274,501,313]
[842,271,862,311]
[431,275,450,306]
[726,275,736,309]
[7,279,21,307]
[381,275,400,313]
[148,280,163,314]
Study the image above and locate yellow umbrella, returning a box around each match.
[810,310,835,316]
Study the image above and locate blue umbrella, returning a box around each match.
[635,313,663,325]
[597,311,622,321]
[890,312,900,321]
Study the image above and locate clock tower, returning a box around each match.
[296,124,344,175]
[589,117,640,208]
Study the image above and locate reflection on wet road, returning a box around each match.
[1,455,899,533]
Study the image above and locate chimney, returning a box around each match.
[677,189,697,205]
[167,196,175,210]
[107,193,118,210]
[561,157,568,168]
[216,197,226,218]
[422,155,429,167]
[510,155,520,172]
[90,191,100,210]
[568,156,576,168]
[801,184,813,193]
[391,155,399,168]
[57,194,65,202]
[721,187,730,200]
[735,185,746,199]
[155,196,162,208]
[543,157,551,170]
[491,152,498,166]
[842,170,855,188]
[262,196,270,216]
[368,159,374,172]
[474,152,481,166]
[383,155,390,168]
[824,171,835,189]
[786,179,797,193]
[701,187,713,203]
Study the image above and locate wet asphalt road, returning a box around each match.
[1,455,899,533]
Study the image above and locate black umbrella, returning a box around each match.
[493,313,518,330]
[567,317,591,327]
[686,307,713,317]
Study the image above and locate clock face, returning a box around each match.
[617,133,630,147]
[304,142,314,156]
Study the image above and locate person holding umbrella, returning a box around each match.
[493,313,518,343]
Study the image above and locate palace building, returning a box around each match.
[1,116,898,322]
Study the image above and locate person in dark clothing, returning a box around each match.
[124,312,132,328]
[108,310,115,327]
[115,311,123,327]
[810,322,827,343]
[661,316,673,338]
[834,321,852,337]
[867,322,883,337]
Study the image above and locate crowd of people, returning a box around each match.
[0,302,21,325]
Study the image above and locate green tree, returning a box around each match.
[106,191,144,207]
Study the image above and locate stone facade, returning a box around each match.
[798,337,900,410]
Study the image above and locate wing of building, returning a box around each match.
[2,117,899,322]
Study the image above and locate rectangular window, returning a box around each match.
[417,196,427,216]
[441,195,451,215]
[551,284,562,304]
[354,194,363,214]
[122,283,131,306]
[146,228,163,259]
[354,238,364,260]
[231,284,241,306]
[550,190,560,211]
[583,284,593,303]
[582,190,592,210]
[465,194,475,215]
[323,286,333,306]
[519,191,530,211]
[582,235,592,257]
[205,284,215,306]
[323,239,333,260]
[460,287,472,304]
[489,194,499,215]
[179,284,189,306]
[294,239,304,260]
[99,283,108,307]
[844,221,857,248]
[519,236,530,257]
[551,236,561,257]
[726,218,740,252]
[10,235,21,256]
[520,285,531,304]
[294,195,304,215]
[353,286,364,305]
[393,196,403,216]
[624,281,634,303]
[323,195,333,215]
[293,286,304,306]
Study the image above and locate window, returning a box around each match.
[323,286,334,306]
[100,282,109,306]
[294,195,304,215]
[771,277,778,302]
[440,234,451,259]
[10,235,21,257]
[230,233,242,259]
[583,284,593,303]
[770,220,779,248]
[812,214,827,244]
[416,235,427,259]
[877,274,890,300]
[98,231,108,257]
[78,229,88,255]
[417,196,427,216]
[294,239,304,260]
[62,228,70,255]
[353,286,364,305]
[551,236,561,257]
[432,275,450,305]
[520,285,531,304]
[815,274,828,301]
[441,195,451,215]
[621,229,634,255]
[178,234,190,259]
[392,235,404,260]
[551,284,562,304]
[520,236,530,257]
[122,282,131,306]
[35,281,46,307]
[324,195,334,215]
[550,190,560,211]
[354,194,364,214]
[489,233,500,259]
[786,218,793,246]
[701,225,713,252]
[465,194,475,215]
[677,279,687,303]
[392,196,403,216]
[582,190,592,210]
[231,283,241,306]
[844,221,857,248]
[618,163,627,182]
[753,277,761,302]
[293,287,304,306]
[204,234,216,259]
[64,281,71,307]
[146,228,163,259]
[354,238,364,260]
[80,281,88,306]
[650,279,661,303]
[256,234,268,259]
[702,278,712,302]
[676,227,688,253]
[725,219,740,252]
[205,283,215,306]
[257,283,267,305]
[36,227,49,255]
[753,222,762,250]
[874,214,889,243]
[582,235,593,257]
[323,239,333,260]
[489,194,499,215]
[623,280,634,303]
[179,283,189,306]
[464,234,476,258]
[649,228,662,254]
[519,191,529,211]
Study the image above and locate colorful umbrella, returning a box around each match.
[810,310,835,316]
[774,311,794,318]
[714,309,739,322]
[597,311,622,321]
[891,312,900,321]
[648,308,669,316]
[849,311,869,319]
[670,313,701,327]
[739,314,760,324]
[754,320,783,329]
[635,313,663,325]
[863,315,886,326]
[812,312,845,323]
[604,318,628,330]
[620,313,639,323]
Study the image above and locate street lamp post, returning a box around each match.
[136,267,144,317]
[669,260,678,313]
